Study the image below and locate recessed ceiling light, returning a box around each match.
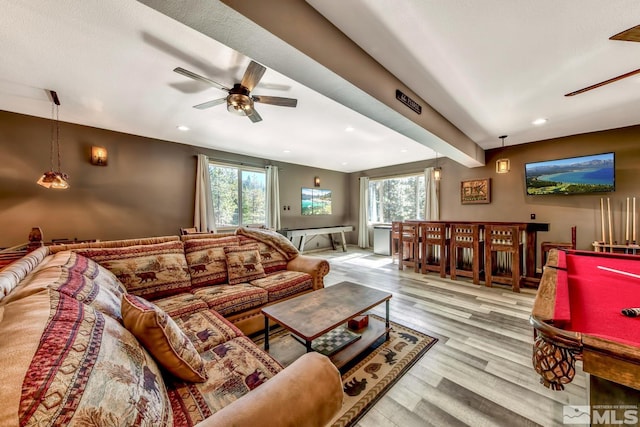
[345,126,354,132]
[283,150,291,153]
[341,162,348,166]
[177,125,190,131]
[532,118,548,126]
[400,149,408,153]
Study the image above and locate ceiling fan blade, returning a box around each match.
[252,95,298,107]
[174,67,230,92]
[248,109,263,123]
[193,98,226,110]
[565,68,640,96]
[241,61,266,92]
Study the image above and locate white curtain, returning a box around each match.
[194,154,216,232]
[424,167,439,220]
[265,165,281,230]
[358,176,370,248]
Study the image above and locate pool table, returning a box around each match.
[531,249,640,411]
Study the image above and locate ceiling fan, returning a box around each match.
[565,25,640,96]
[174,61,297,123]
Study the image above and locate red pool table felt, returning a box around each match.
[562,251,640,347]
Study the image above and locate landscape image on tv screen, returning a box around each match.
[301,188,332,215]
[525,152,615,195]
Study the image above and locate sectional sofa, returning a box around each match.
[0,227,343,426]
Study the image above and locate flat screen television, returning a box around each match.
[525,152,615,195]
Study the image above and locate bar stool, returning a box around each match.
[540,226,576,270]
[450,224,483,284]
[420,222,448,277]
[485,225,523,292]
[391,221,401,265]
[398,221,419,271]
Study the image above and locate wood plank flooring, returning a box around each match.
[309,248,587,427]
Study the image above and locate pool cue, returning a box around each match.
[626,197,630,245]
[634,197,637,245]
[597,265,640,279]
[601,198,606,245]
[607,198,613,252]
[621,308,640,317]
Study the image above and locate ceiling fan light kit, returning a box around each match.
[174,60,297,123]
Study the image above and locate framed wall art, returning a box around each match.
[460,178,491,204]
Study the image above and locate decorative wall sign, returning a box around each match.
[395,89,422,114]
[460,178,491,204]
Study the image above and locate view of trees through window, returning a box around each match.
[368,174,425,223]
[209,163,266,228]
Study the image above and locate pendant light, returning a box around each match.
[495,135,510,174]
[37,90,70,189]
[433,152,442,181]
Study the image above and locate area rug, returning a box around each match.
[253,314,438,427]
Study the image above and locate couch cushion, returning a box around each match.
[122,294,208,383]
[239,236,288,274]
[173,309,243,353]
[250,271,314,302]
[0,289,172,426]
[0,246,49,303]
[166,336,283,426]
[74,240,191,300]
[193,284,268,316]
[224,244,266,285]
[183,236,240,287]
[153,292,209,317]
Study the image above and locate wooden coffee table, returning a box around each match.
[261,281,392,368]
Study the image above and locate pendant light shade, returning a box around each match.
[495,135,510,174]
[37,90,70,189]
[433,152,442,180]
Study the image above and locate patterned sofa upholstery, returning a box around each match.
[0,228,342,426]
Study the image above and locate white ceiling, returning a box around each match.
[1,1,639,174]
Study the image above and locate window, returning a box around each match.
[368,174,425,223]
[209,163,266,228]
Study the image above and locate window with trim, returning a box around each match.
[209,162,266,228]
[368,174,425,223]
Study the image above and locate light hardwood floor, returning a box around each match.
[310,247,587,427]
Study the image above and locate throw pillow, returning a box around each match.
[183,236,240,287]
[121,294,208,383]
[224,244,266,285]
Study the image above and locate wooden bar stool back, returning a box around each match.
[398,221,419,271]
[540,226,576,270]
[420,222,448,277]
[485,225,523,292]
[450,224,483,284]
[391,221,401,265]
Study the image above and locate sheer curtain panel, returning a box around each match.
[194,154,216,232]
[358,176,370,248]
[265,165,281,230]
[424,167,440,220]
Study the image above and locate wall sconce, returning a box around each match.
[495,135,510,174]
[91,146,108,166]
[314,176,320,187]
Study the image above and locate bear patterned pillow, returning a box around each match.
[121,294,207,383]
[224,244,266,285]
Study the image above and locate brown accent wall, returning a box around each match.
[0,110,350,248]
[349,125,640,254]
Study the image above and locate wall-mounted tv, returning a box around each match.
[301,188,332,215]
[525,152,615,195]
